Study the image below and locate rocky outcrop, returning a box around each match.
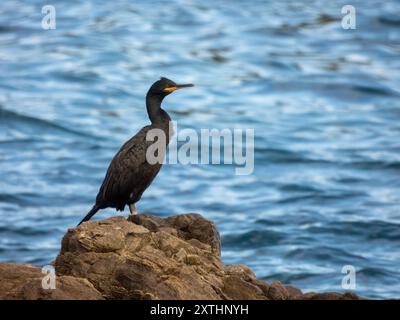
[0,213,360,300]
[0,263,103,300]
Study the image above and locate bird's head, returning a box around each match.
[148,77,194,98]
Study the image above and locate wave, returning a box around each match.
[222,229,286,248]
[0,225,53,237]
[0,107,97,139]
[307,220,400,241]
[348,160,400,171]
[254,147,332,165]
[284,246,367,264]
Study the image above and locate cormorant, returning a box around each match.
[78,77,193,225]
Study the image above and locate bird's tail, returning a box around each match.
[78,205,100,226]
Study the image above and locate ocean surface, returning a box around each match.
[1,0,399,299]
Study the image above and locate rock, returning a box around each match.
[0,263,42,299]
[299,291,360,300]
[21,276,104,300]
[267,281,290,300]
[129,213,221,255]
[0,213,361,300]
[55,214,224,299]
[0,263,103,300]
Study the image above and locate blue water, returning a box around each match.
[1,0,400,299]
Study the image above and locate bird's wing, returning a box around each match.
[97,125,159,205]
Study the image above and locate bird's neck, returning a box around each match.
[146,94,171,126]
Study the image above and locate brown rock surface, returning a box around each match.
[0,263,103,300]
[0,213,361,300]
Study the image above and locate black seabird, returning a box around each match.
[78,77,193,225]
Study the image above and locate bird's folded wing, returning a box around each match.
[99,126,154,203]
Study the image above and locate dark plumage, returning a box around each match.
[78,77,193,225]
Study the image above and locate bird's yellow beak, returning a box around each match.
[163,83,194,92]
